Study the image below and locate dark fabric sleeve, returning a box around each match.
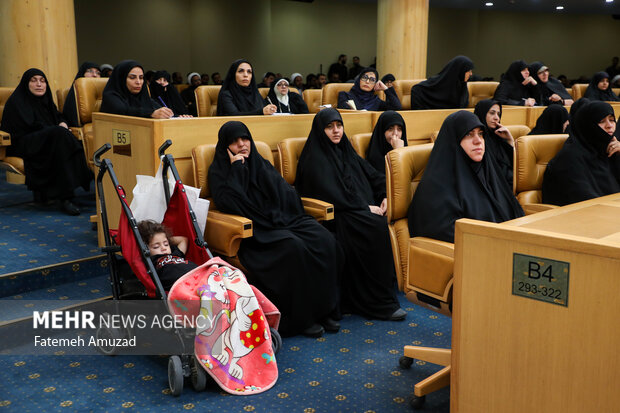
[337,91,353,109]
[493,83,525,106]
[62,87,80,127]
[101,92,155,118]
[290,92,309,114]
[359,157,386,203]
[380,87,402,111]
[218,90,264,116]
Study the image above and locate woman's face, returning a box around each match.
[538,69,549,83]
[359,72,376,92]
[126,67,144,94]
[464,70,473,82]
[486,104,501,129]
[28,75,47,96]
[460,127,485,162]
[235,63,253,87]
[384,124,403,143]
[598,114,616,136]
[228,137,251,158]
[597,78,609,91]
[520,68,530,79]
[275,80,288,95]
[84,67,101,78]
[324,120,344,144]
[155,77,169,87]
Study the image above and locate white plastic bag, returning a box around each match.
[130,161,175,223]
[183,185,210,236]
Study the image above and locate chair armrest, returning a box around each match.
[70,127,83,140]
[411,237,454,258]
[0,130,10,146]
[205,210,253,257]
[522,203,558,215]
[301,197,334,221]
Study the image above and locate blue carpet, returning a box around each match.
[0,294,451,412]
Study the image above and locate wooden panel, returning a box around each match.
[452,194,620,413]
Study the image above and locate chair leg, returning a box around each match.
[413,365,450,397]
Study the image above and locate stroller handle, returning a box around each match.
[158,139,173,157]
[94,143,112,167]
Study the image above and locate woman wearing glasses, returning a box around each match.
[411,55,474,110]
[264,78,309,114]
[337,68,401,111]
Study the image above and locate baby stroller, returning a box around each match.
[94,140,282,396]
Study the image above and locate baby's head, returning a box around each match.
[137,220,172,256]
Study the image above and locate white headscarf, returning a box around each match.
[187,72,200,85]
[290,73,302,83]
[274,78,289,106]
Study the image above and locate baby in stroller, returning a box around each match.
[137,220,196,291]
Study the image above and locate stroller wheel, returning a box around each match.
[95,326,124,356]
[190,356,207,392]
[168,355,184,396]
[270,327,282,354]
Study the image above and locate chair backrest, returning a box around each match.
[613,88,620,96]
[277,137,307,185]
[321,83,352,107]
[386,143,434,223]
[505,124,531,141]
[392,79,425,110]
[571,84,588,100]
[350,133,371,158]
[192,140,274,199]
[303,89,322,113]
[74,77,108,125]
[566,88,574,98]
[467,81,500,108]
[0,87,15,120]
[56,87,70,111]
[514,134,568,205]
[175,84,189,93]
[195,85,222,117]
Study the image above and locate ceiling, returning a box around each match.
[429,0,620,14]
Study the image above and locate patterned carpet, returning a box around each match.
[0,294,451,413]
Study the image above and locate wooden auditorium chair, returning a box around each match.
[321,83,353,108]
[0,87,25,184]
[277,137,335,221]
[386,143,454,409]
[175,84,189,94]
[506,124,531,140]
[73,77,108,169]
[571,84,588,100]
[56,87,71,113]
[350,133,371,158]
[514,134,568,214]
[302,89,322,113]
[195,85,221,117]
[467,81,499,107]
[391,79,425,110]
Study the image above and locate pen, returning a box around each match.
[158,96,168,108]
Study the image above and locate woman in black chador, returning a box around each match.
[62,61,100,127]
[474,99,515,188]
[528,105,569,135]
[337,68,401,111]
[100,60,173,119]
[264,78,309,114]
[584,71,620,102]
[149,71,189,117]
[529,61,573,106]
[366,110,408,173]
[295,109,406,321]
[542,101,620,206]
[408,111,524,243]
[216,59,277,116]
[493,60,538,107]
[208,121,342,338]
[410,55,473,110]
[0,68,91,215]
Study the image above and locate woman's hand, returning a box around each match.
[523,98,536,107]
[607,137,620,158]
[522,76,537,86]
[494,124,514,147]
[369,205,383,215]
[263,104,277,115]
[390,136,405,149]
[151,107,174,119]
[228,148,245,164]
[379,198,387,215]
[548,93,562,103]
[59,122,69,129]
[374,80,388,91]
[178,114,193,118]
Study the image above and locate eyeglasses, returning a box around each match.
[85,68,101,75]
[276,83,288,88]
[360,75,377,83]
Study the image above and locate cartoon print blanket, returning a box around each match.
[168,257,280,395]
